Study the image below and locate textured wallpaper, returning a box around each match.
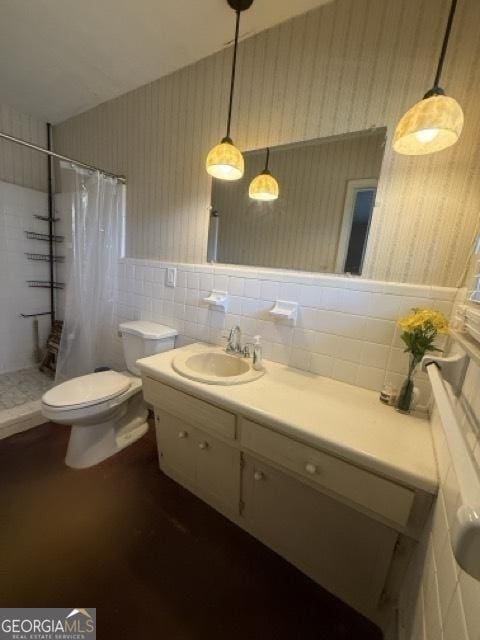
[0,104,47,192]
[53,0,480,286]
[213,130,384,272]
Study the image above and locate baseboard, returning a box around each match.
[0,401,46,440]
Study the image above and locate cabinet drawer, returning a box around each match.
[241,418,414,527]
[143,377,236,440]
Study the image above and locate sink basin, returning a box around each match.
[172,350,265,385]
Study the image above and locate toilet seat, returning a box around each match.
[42,370,132,410]
[41,375,142,425]
[40,319,177,469]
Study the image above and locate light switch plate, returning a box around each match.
[166,267,177,287]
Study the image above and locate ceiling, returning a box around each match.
[0,0,332,124]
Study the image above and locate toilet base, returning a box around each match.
[65,395,149,469]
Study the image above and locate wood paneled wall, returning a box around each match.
[54,0,480,286]
[0,104,47,191]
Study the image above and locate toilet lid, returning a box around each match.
[119,321,178,340]
[42,370,132,409]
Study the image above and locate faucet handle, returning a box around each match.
[224,327,237,342]
[225,325,241,353]
[242,343,253,358]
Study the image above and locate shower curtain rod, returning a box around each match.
[0,130,126,183]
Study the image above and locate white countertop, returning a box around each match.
[137,343,438,494]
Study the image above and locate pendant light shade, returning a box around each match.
[206,0,253,180]
[393,94,463,155]
[393,0,463,156]
[206,137,244,180]
[249,148,279,201]
[249,171,279,201]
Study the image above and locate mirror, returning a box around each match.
[208,128,386,275]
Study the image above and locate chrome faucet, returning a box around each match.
[226,326,242,354]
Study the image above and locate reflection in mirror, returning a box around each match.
[208,128,386,275]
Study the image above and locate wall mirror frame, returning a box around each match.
[208,127,387,277]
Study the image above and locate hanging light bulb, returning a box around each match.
[393,0,463,156]
[206,0,253,180]
[206,137,244,181]
[249,148,279,201]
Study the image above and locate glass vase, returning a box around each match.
[395,356,418,414]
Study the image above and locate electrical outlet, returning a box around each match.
[166,267,177,288]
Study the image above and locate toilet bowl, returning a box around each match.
[41,321,177,468]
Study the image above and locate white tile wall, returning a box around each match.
[0,180,51,372]
[112,258,456,407]
[52,191,73,320]
[398,356,480,640]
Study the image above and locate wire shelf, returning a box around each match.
[25,231,64,242]
[34,214,60,222]
[27,280,65,290]
[25,252,65,263]
[20,311,52,318]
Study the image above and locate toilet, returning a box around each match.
[41,321,177,469]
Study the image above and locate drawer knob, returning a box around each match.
[305,462,317,475]
[254,471,264,481]
[178,431,188,439]
[198,441,209,450]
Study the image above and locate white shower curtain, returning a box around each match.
[56,163,125,382]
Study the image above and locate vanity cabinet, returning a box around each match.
[154,409,197,484]
[242,455,398,615]
[154,408,241,515]
[241,417,415,528]
[145,375,429,624]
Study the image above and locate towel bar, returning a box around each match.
[423,355,480,581]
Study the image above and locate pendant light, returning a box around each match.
[249,148,279,201]
[206,0,253,180]
[393,0,463,155]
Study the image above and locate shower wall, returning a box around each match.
[52,190,73,320]
[0,103,51,373]
[0,180,52,372]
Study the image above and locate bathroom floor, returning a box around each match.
[0,423,382,640]
[0,367,53,409]
[0,368,54,439]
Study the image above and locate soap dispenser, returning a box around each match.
[252,335,263,371]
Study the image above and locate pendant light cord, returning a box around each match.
[432,0,458,91]
[264,147,270,171]
[226,10,241,140]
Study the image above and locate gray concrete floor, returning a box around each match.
[0,422,382,640]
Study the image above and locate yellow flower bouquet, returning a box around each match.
[395,307,449,413]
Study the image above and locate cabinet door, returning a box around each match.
[155,408,196,484]
[195,431,241,513]
[242,455,397,618]
[155,408,241,515]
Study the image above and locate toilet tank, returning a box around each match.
[119,321,178,375]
